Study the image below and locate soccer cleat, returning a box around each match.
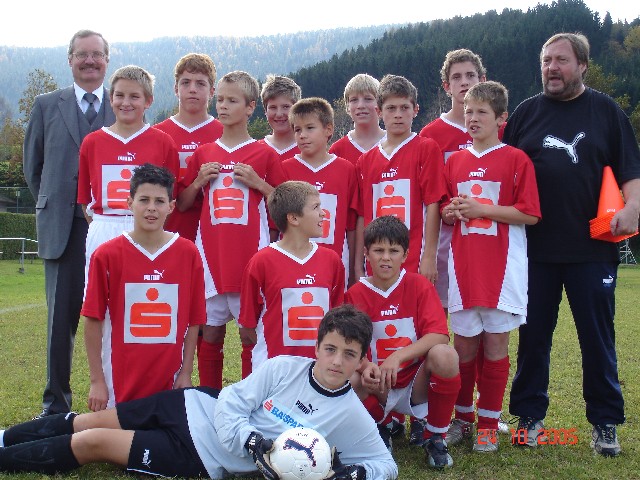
[511,417,546,447]
[473,429,499,453]
[409,419,426,446]
[377,424,393,453]
[498,413,510,434]
[446,419,473,446]
[424,433,453,468]
[591,424,621,457]
[31,409,54,421]
[388,418,405,439]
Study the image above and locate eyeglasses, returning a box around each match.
[71,51,107,61]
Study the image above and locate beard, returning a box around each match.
[543,73,584,101]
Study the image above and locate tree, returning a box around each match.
[18,69,58,130]
[330,98,352,144]
[0,68,57,187]
[248,117,271,140]
[0,95,12,127]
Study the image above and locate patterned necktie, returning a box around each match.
[83,92,98,124]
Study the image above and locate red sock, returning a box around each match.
[454,359,476,424]
[198,341,224,389]
[241,343,254,379]
[424,373,461,439]
[362,395,385,423]
[477,356,510,430]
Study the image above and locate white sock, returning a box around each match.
[0,429,5,447]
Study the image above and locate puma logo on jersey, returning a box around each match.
[220,162,237,171]
[315,181,325,191]
[459,141,473,150]
[143,270,164,281]
[296,274,316,285]
[181,142,199,150]
[602,275,614,286]
[117,152,136,162]
[380,304,399,316]
[296,400,319,415]
[142,449,151,468]
[381,168,398,179]
[469,167,487,178]
[543,132,585,164]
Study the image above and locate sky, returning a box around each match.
[2,0,639,48]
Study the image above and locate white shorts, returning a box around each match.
[434,222,453,308]
[382,368,428,421]
[450,307,525,337]
[205,293,241,327]
[84,214,134,296]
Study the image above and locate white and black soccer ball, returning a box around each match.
[269,427,332,480]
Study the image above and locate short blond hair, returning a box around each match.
[110,65,154,100]
[464,81,508,117]
[219,71,260,105]
[261,75,301,109]
[268,181,319,233]
[343,73,380,105]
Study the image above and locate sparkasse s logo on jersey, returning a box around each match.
[182,141,200,150]
[380,304,399,316]
[118,152,136,162]
[296,274,316,285]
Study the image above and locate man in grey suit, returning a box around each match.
[23,29,115,418]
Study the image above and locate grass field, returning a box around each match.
[0,259,638,479]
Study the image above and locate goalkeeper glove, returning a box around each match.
[245,431,280,480]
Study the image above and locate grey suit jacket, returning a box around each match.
[23,85,115,260]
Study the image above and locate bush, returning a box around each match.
[0,212,37,259]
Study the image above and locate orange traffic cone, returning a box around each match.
[589,166,638,242]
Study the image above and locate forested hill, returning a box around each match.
[292,0,640,129]
[0,26,391,120]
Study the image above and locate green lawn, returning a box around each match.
[0,260,638,479]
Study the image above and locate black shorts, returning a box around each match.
[116,387,220,478]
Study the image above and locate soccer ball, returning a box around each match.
[269,427,332,480]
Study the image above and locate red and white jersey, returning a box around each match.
[81,233,206,406]
[345,269,448,388]
[356,133,446,272]
[154,116,223,241]
[420,115,505,161]
[329,132,380,166]
[420,116,473,161]
[181,138,286,296]
[258,138,300,162]
[282,155,359,271]
[78,125,179,216]
[443,144,541,314]
[239,242,345,366]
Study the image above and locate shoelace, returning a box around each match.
[518,416,538,430]
[599,425,616,443]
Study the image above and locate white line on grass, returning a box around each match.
[0,303,46,315]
